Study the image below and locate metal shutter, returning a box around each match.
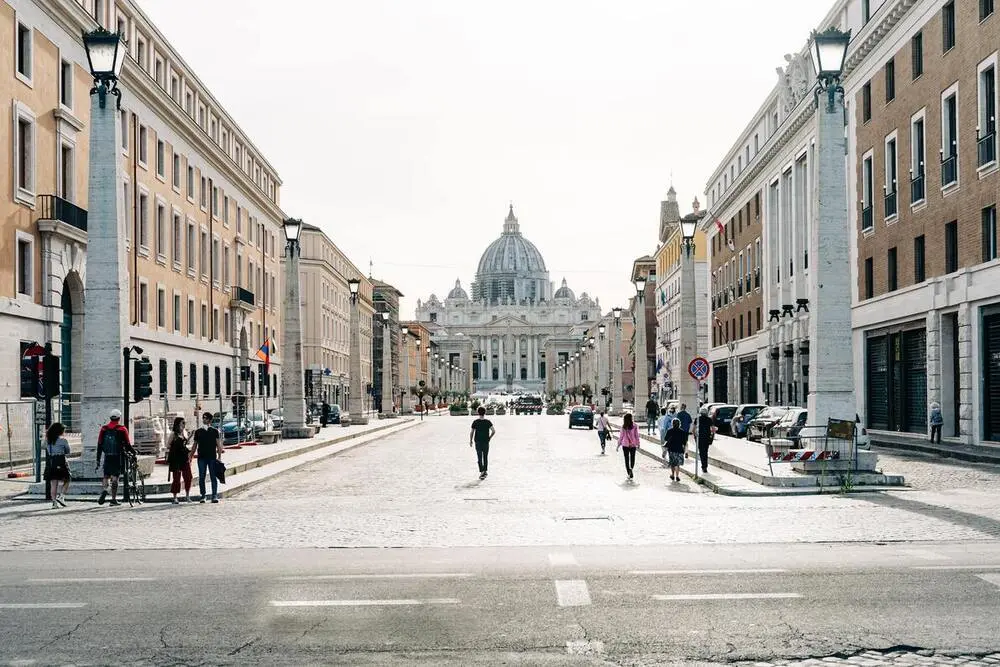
[867,335,889,430]
[985,314,1000,441]
[902,329,927,433]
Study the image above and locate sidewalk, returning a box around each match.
[3,416,425,504]
[869,431,1000,465]
[608,418,906,496]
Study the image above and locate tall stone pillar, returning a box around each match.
[280,238,310,438]
[633,295,649,419]
[79,92,127,473]
[348,296,367,424]
[807,86,858,452]
[380,321,393,416]
[498,337,505,381]
[612,324,623,415]
[678,246,699,418]
[515,336,521,382]
[401,336,411,414]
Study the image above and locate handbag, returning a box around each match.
[214,459,227,484]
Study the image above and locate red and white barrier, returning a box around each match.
[770,450,840,462]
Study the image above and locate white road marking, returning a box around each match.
[548,553,578,567]
[566,639,605,655]
[26,577,156,584]
[277,573,473,581]
[630,569,787,575]
[0,603,87,609]
[554,580,592,607]
[977,573,1000,588]
[269,599,460,607]
[899,549,950,561]
[911,565,1000,570]
[652,593,801,601]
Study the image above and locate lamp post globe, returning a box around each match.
[612,306,623,322]
[679,217,698,243]
[282,217,303,244]
[598,323,606,337]
[634,276,646,296]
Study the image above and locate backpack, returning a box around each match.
[101,427,120,456]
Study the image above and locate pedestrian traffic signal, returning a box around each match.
[258,363,268,390]
[304,369,313,397]
[133,356,153,402]
[43,353,60,399]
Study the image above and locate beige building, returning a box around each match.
[2,0,283,423]
[297,223,373,407]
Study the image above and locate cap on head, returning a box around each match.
[700,407,709,415]
[109,409,122,420]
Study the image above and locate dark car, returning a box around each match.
[325,404,342,424]
[746,406,792,442]
[731,404,767,438]
[514,396,543,415]
[568,406,594,429]
[708,404,738,436]
[772,408,808,443]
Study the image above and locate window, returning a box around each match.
[155,203,165,258]
[138,282,148,324]
[138,192,149,249]
[185,91,193,115]
[172,153,180,189]
[885,59,895,102]
[155,140,165,177]
[212,238,220,284]
[911,113,926,203]
[911,32,923,79]
[984,205,998,262]
[135,37,146,69]
[59,142,74,202]
[187,165,194,199]
[172,213,182,267]
[186,222,196,272]
[16,22,32,81]
[887,247,898,292]
[864,257,874,299]
[138,125,148,165]
[120,109,128,151]
[942,89,959,186]
[159,359,168,397]
[861,153,874,230]
[914,235,926,282]
[60,59,72,107]
[189,363,197,397]
[978,62,997,167]
[187,298,195,335]
[170,75,178,101]
[156,287,165,327]
[885,136,898,218]
[943,2,956,52]
[945,221,959,273]
[223,246,230,287]
[202,364,209,396]
[212,186,219,217]
[173,293,181,331]
[200,304,207,338]
[13,106,36,203]
[983,0,996,20]
[200,231,209,278]
[200,177,207,208]
[862,82,872,122]
[175,361,183,397]
[16,234,32,297]
[154,58,162,86]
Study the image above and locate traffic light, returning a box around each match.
[133,356,153,402]
[43,353,60,399]
[231,391,247,417]
[304,369,313,397]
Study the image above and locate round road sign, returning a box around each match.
[688,357,710,381]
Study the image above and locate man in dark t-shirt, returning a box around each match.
[469,407,496,480]
[193,412,223,503]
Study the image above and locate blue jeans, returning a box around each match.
[198,458,218,499]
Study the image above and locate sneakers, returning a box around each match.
[55,495,67,508]
[184,495,191,503]
[109,499,120,506]
[51,501,59,509]
[478,473,486,480]
[172,497,179,505]
[98,490,107,505]
[211,498,219,504]
[199,497,206,504]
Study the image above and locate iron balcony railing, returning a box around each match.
[37,195,87,232]
[978,132,997,167]
[232,286,255,307]
[910,172,925,203]
[941,153,958,187]
[884,189,897,218]
[861,205,873,231]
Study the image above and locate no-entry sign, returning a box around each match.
[688,357,710,381]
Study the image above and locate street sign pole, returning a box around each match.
[687,357,711,482]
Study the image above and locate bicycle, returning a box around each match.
[122,451,146,507]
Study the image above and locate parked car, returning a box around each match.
[568,406,594,429]
[325,404,342,424]
[514,395,543,415]
[708,404,739,436]
[269,408,284,430]
[772,408,808,444]
[221,411,274,444]
[731,404,767,438]
[746,406,793,442]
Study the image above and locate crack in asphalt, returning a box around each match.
[296,619,326,643]
[37,610,99,650]
[228,636,260,656]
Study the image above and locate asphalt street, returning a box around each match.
[1,415,999,665]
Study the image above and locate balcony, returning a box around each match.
[910,172,925,204]
[37,195,87,232]
[230,285,255,312]
[861,205,873,231]
[941,153,958,187]
[978,132,997,168]
[884,189,897,218]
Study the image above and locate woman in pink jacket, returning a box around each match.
[617,413,641,482]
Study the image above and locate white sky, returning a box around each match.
[139,0,831,317]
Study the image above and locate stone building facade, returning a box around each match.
[2,0,283,425]
[413,206,602,395]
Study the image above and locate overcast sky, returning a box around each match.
[139,0,830,318]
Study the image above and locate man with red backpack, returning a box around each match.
[95,409,135,506]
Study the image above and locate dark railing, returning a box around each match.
[861,205,873,231]
[941,153,958,186]
[37,194,87,232]
[884,189,897,218]
[910,173,925,203]
[232,286,255,307]
[978,132,996,167]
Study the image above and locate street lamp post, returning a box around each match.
[347,278,368,424]
[808,27,857,454]
[589,336,597,403]
[633,276,650,421]
[400,325,411,414]
[612,307,623,415]
[279,218,311,438]
[379,312,393,417]
[679,215,699,418]
[79,27,129,473]
[598,324,607,410]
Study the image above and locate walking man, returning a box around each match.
[470,406,495,480]
[645,397,659,435]
[676,403,693,437]
[595,410,612,455]
[95,409,134,506]
[194,412,224,503]
[694,406,714,473]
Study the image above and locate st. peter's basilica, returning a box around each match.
[413,206,603,394]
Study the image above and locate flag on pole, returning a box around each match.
[714,218,725,235]
[256,339,273,372]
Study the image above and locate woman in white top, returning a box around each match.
[44,422,71,508]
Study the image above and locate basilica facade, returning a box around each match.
[413,206,603,394]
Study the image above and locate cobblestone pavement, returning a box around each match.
[1,417,998,550]
[726,649,1000,667]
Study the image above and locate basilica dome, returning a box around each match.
[472,205,551,303]
[447,279,469,300]
[553,278,575,300]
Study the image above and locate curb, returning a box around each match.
[872,440,1000,465]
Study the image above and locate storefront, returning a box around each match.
[984,311,1000,442]
[739,358,758,404]
[865,326,927,433]
[713,364,728,403]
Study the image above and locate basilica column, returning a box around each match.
[515,336,522,382]
[528,337,536,380]
[486,337,493,380]
[498,337,505,381]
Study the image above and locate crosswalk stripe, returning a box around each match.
[27,577,155,584]
[277,573,473,581]
[554,580,592,607]
[548,553,578,567]
[270,599,460,607]
[911,565,1000,570]
[630,569,787,575]
[0,603,87,609]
